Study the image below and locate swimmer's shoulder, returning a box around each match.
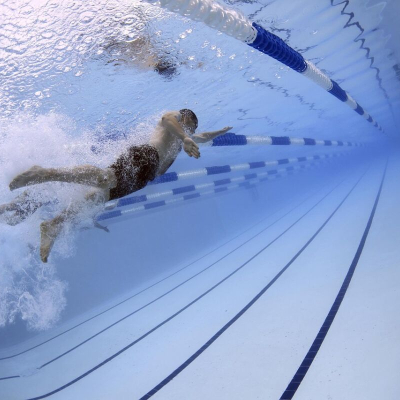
[151,111,180,142]
[161,110,181,123]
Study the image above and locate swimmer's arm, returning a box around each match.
[192,126,233,143]
[161,112,190,142]
[161,112,200,158]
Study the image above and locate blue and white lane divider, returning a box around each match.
[204,134,363,147]
[108,152,349,210]
[145,0,383,132]
[103,151,349,210]
[98,162,314,221]
[145,151,349,186]
[103,151,350,211]
[63,135,363,154]
[98,155,342,221]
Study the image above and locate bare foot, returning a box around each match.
[9,166,46,191]
[40,219,62,263]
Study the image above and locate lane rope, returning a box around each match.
[144,0,384,131]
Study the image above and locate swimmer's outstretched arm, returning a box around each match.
[192,126,233,143]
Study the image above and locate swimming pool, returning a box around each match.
[0,0,399,399]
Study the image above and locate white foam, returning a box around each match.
[0,112,144,331]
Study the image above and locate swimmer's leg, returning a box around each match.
[40,188,109,263]
[0,191,43,226]
[10,165,117,191]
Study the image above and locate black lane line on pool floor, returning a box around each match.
[0,177,317,363]
[0,375,20,381]
[138,165,370,400]
[0,157,352,365]
[22,168,363,399]
[279,158,388,400]
[0,183,330,383]
[37,182,338,371]
[0,179,337,378]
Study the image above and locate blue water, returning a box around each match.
[0,1,399,399]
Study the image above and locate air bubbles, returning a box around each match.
[144,6,163,19]
[1,0,173,120]
[19,5,34,15]
[80,11,95,24]
[117,109,131,115]
[47,0,59,9]
[84,36,94,44]
[121,15,137,25]
[38,13,50,24]
[125,32,137,40]
[54,39,68,50]
[76,44,88,53]
[113,12,124,22]
[135,22,146,32]
[178,28,193,40]
[20,98,41,109]
[41,30,55,39]
[2,60,19,77]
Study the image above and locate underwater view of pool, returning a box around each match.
[0,0,399,399]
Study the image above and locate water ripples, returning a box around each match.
[0,0,165,118]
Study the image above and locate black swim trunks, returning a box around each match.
[108,144,159,201]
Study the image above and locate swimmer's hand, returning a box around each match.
[217,126,233,135]
[94,220,110,233]
[183,137,200,159]
[192,126,233,144]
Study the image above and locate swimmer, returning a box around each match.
[5,110,232,263]
[104,36,178,77]
[104,35,203,78]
